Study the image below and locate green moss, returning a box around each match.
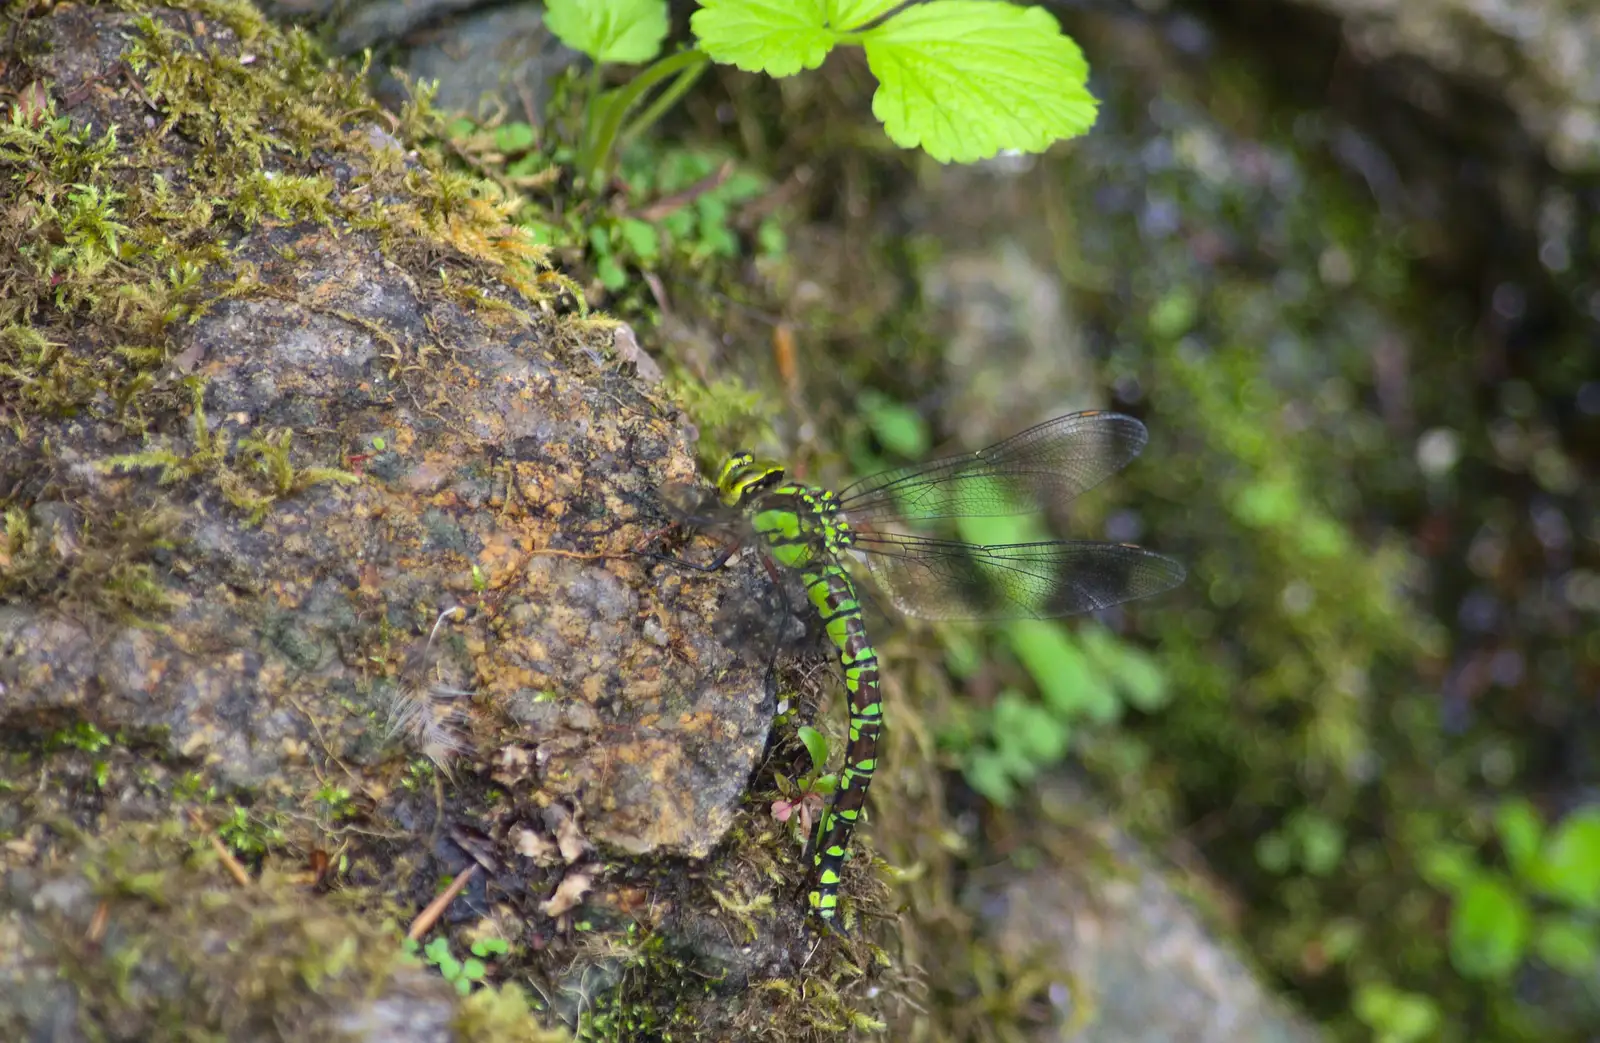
[20,819,422,1038]
[457,981,572,1042]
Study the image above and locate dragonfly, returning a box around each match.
[664,410,1186,930]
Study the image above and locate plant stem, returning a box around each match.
[578,49,710,183]
[617,53,709,152]
[578,60,603,169]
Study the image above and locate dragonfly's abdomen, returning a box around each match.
[741,480,875,926]
[799,562,879,925]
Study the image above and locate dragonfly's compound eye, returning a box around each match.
[715,451,755,490]
[716,456,785,508]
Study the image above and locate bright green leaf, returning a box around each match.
[692,0,901,76]
[661,208,696,240]
[992,690,1067,766]
[1533,808,1600,909]
[1005,621,1116,723]
[756,216,787,257]
[964,748,1016,806]
[858,389,929,459]
[692,0,838,77]
[1449,876,1531,980]
[719,169,769,201]
[696,193,728,229]
[546,0,669,63]
[596,254,628,291]
[471,937,510,957]
[1534,916,1600,976]
[1353,982,1440,1043]
[863,1,1096,163]
[828,0,903,29]
[1077,626,1170,711]
[698,219,739,257]
[1494,797,1544,879]
[493,122,536,152]
[619,217,661,262]
[797,725,830,775]
[1418,842,1479,893]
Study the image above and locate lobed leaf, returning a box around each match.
[692,0,900,76]
[864,1,1097,163]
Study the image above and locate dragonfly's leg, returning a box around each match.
[750,552,795,704]
[642,539,740,573]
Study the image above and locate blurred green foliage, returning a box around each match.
[1423,800,1600,981]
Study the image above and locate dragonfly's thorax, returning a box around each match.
[750,484,851,569]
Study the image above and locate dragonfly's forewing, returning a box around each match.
[836,411,1150,524]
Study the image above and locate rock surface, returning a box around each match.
[0,4,780,1038]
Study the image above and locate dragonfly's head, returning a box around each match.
[715,450,785,509]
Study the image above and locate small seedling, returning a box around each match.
[772,724,837,839]
[408,935,509,996]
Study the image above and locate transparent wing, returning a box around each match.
[851,531,1187,620]
[836,411,1149,524]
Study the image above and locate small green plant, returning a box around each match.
[546,0,1098,181]
[1423,798,1600,981]
[407,935,510,996]
[586,145,777,289]
[215,804,287,858]
[956,628,1172,806]
[47,720,113,753]
[312,782,357,822]
[772,724,838,839]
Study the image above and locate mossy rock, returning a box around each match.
[0,2,892,1039]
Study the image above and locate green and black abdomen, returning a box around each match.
[747,483,881,927]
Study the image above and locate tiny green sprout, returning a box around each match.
[421,936,482,996]
[51,720,112,753]
[546,0,1097,181]
[472,564,487,592]
[371,435,386,451]
[471,937,510,958]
